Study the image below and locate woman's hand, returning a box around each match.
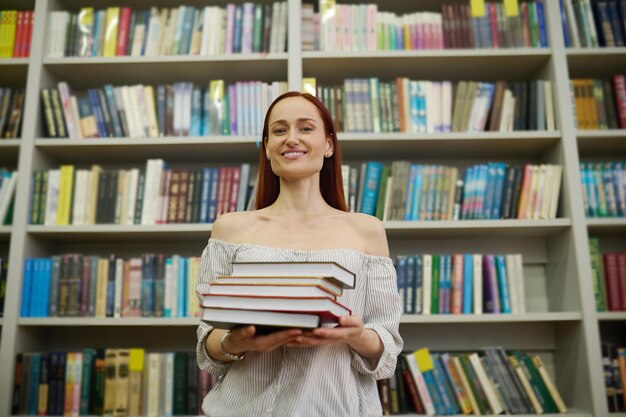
[224,325,303,354]
[285,316,384,361]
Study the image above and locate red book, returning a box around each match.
[400,358,425,413]
[229,166,241,213]
[12,11,24,58]
[489,2,500,48]
[612,75,626,128]
[24,11,34,57]
[116,7,132,56]
[617,252,626,311]
[604,253,623,311]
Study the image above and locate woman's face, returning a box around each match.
[265,97,333,179]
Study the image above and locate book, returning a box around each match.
[206,282,340,299]
[201,295,351,320]
[202,307,321,332]
[230,261,356,289]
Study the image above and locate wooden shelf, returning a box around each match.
[35,132,561,163]
[304,48,551,81]
[0,140,20,165]
[400,312,581,324]
[42,54,289,87]
[0,58,29,66]
[27,224,214,241]
[567,48,626,78]
[577,130,626,158]
[586,218,626,235]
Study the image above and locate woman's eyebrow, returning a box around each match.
[270,118,318,126]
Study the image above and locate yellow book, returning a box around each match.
[414,347,435,372]
[187,257,201,317]
[128,349,145,416]
[0,11,8,57]
[64,352,75,416]
[103,7,120,57]
[103,349,117,416]
[56,165,75,225]
[96,258,109,317]
[5,11,17,58]
[302,77,317,96]
[209,79,225,134]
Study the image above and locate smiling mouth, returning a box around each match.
[281,151,308,157]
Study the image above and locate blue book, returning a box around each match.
[415,255,423,314]
[41,258,52,317]
[463,254,474,314]
[156,84,167,136]
[140,10,151,55]
[234,5,243,53]
[404,164,418,220]
[461,166,474,220]
[199,168,211,223]
[208,167,219,222]
[32,258,43,317]
[88,255,98,317]
[406,255,416,314]
[433,353,460,414]
[482,163,497,220]
[396,256,407,314]
[141,254,155,316]
[559,0,572,47]
[201,89,211,136]
[359,161,383,215]
[179,257,188,317]
[535,1,549,47]
[27,353,41,415]
[190,85,202,136]
[87,89,107,138]
[103,84,123,137]
[411,164,424,220]
[21,259,33,317]
[492,162,507,219]
[164,258,173,317]
[106,256,116,317]
[495,255,511,313]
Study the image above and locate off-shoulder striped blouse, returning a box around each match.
[196,238,403,417]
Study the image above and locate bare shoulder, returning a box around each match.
[210,211,258,242]
[345,212,389,257]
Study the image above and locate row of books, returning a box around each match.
[0,87,25,139]
[0,169,17,225]
[589,238,626,312]
[21,254,202,319]
[202,260,356,332]
[41,80,288,139]
[580,162,626,218]
[363,162,562,222]
[29,162,253,226]
[571,76,626,130]
[311,78,555,134]
[602,343,626,412]
[47,2,288,59]
[0,257,7,317]
[12,349,216,417]
[394,253,526,316]
[561,0,626,47]
[312,1,548,52]
[0,10,34,58]
[380,347,566,415]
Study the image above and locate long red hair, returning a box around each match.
[255,91,347,211]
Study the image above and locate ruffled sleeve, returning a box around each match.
[351,256,403,380]
[196,239,237,375]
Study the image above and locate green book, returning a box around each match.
[253,4,263,53]
[375,165,391,220]
[515,350,557,413]
[431,255,440,314]
[589,237,608,311]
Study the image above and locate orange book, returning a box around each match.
[516,164,534,219]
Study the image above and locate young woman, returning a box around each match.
[196,91,403,417]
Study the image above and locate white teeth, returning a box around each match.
[284,152,305,156]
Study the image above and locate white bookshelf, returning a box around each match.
[0,0,621,415]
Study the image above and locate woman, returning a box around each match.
[196,91,403,417]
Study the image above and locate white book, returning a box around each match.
[230,260,355,288]
[199,7,211,55]
[164,258,173,317]
[505,254,519,314]
[499,89,513,132]
[469,353,505,414]
[582,0,598,47]
[134,85,150,137]
[532,164,548,220]
[144,85,159,137]
[540,163,555,220]
[208,282,339,298]
[130,17,146,56]
[544,80,555,131]
[114,169,126,224]
[442,81,452,132]
[114,258,124,318]
[514,254,526,313]
[155,8,169,56]
[146,353,162,417]
[0,172,17,224]
[120,86,138,138]
[564,0,580,47]
[404,353,436,415]
[70,170,84,225]
[57,82,79,139]
[236,163,250,212]
[160,8,178,55]
[473,254,483,314]
[549,164,563,219]
[69,95,83,139]
[141,159,155,225]
[44,170,60,225]
[201,295,350,318]
[125,169,139,225]
[203,307,321,330]
[422,254,432,315]
[269,1,281,52]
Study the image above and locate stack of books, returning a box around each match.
[200,261,356,333]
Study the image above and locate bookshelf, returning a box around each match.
[0,0,621,415]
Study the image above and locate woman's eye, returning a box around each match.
[272,128,286,135]
[300,126,313,132]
